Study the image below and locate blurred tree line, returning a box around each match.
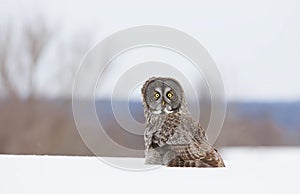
[0,18,92,155]
[0,18,298,156]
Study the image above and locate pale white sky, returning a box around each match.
[1,0,300,101]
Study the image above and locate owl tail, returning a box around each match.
[167,157,225,168]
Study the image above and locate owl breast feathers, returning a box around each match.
[142,77,225,168]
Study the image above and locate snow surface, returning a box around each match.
[0,147,299,194]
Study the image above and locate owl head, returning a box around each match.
[141,77,185,114]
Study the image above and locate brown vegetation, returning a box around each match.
[0,19,298,157]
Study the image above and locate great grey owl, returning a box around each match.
[141,77,225,167]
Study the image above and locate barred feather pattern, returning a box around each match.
[144,111,225,167]
[142,77,225,168]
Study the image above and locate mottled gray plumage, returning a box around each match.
[141,77,225,167]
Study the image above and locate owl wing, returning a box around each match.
[166,141,225,167]
[158,113,225,167]
[144,124,165,165]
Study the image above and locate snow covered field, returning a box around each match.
[0,147,299,194]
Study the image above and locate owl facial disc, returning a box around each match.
[142,77,183,115]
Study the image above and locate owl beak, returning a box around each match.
[161,100,165,106]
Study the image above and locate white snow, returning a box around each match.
[0,147,299,194]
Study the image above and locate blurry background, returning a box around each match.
[0,0,299,156]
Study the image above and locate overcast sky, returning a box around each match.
[1,0,300,101]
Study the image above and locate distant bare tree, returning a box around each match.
[0,19,92,100]
[0,18,93,155]
[0,19,52,100]
[24,21,52,99]
[0,23,18,99]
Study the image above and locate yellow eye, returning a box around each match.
[167,91,173,98]
[154,92,160,99]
